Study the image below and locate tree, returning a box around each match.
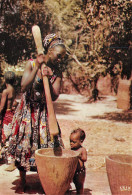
[0,0,55,65]
[0,0,131,95]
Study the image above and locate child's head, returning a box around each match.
[4,71,15,85]
[70,128,86,150]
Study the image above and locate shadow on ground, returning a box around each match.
[54,96,132,124]
[86,96,108,103]
[11,173,44,194]
[11,173,92,194]
[66,188,92,195]
[91,110,132,124]
[54,101,80,115]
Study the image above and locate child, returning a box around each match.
[70,128,87,194]
[0,71,18,170]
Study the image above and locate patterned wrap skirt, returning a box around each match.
[2,109,14,146]
[8,92,64,171]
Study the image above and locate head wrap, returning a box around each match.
[43,33,65,54]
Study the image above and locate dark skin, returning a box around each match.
[21,45,66,101]
[70,133,87,169]
[18,44,66,193]
[0,77,18,172]
[0,83,17,125]
[70,132,87,194]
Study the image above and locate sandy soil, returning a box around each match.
[0,94,131,195]
[55,94,132,170]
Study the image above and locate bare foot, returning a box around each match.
[5,163,16,172]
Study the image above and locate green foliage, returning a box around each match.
[0,0,131,93]
[0,0,55,65]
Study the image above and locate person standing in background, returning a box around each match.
[0,71,18,171]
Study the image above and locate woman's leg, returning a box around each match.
[19,170,26,192]
[16,169,26,193]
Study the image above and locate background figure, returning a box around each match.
[0,71,18,170]
[92,87,99,102]
[8,33,66,192]
[70,128,87,194]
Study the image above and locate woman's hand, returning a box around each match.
[41,65,53,77]
[36,54,44,69]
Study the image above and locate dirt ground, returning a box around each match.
[0,94,131,195]
[56,94,131,167]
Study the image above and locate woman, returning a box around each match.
[0,71,18,171]
[8,34,66,192]
[0,72,17,149]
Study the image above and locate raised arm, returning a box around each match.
[79,147,87,162]
[21,61,38,92]
[21,55,44,92]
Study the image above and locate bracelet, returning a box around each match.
[33,61,36,67]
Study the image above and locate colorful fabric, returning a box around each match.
[43,33,57,50]
[43,34,64,53]
[2,109,14,145]
[8,60,64,171]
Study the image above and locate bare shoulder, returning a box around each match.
[81,147,87,154]
[25,60,33,70]
[78,146,87,154]
[2,89,8,97]
[22,60,33,77]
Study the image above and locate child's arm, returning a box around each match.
[79,147,87,162]
[0,90,8,124]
